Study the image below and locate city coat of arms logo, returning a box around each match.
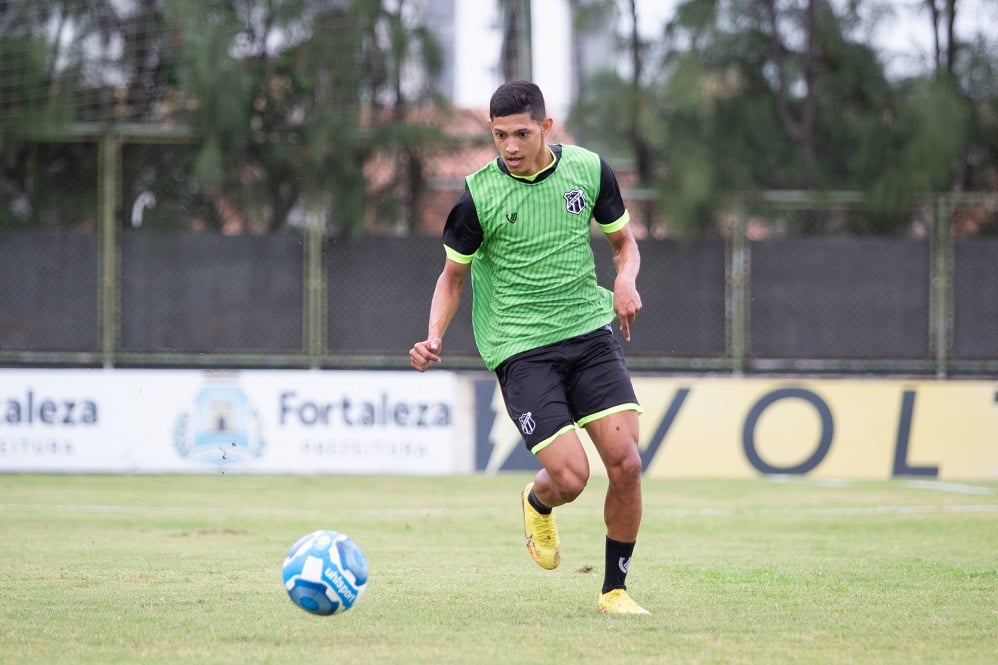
[174,377,265,464]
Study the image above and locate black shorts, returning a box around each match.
[494,326,643,454]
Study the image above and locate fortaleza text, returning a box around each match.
[2,391,98,426]
[278,391,450,428]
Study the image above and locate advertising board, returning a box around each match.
[473,376,998,480]
[0,369,467,474]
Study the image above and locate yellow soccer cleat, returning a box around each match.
[598,588,651,615]
[521,482,560,570]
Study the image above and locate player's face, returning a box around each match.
[489,112,553,177]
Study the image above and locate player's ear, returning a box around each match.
[541,117,553,136]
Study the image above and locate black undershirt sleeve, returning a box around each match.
[592,157,628,226]
[442,188,484,256]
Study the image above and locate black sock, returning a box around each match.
[602,536,635,594]
[527,488,552,515]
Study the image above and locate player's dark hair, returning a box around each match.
[489,80,546,120]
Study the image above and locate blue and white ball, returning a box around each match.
[282,530,368,616]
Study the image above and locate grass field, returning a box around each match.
[1,473,995,665]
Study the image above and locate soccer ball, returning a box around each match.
[282,530,369,616]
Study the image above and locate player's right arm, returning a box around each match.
[410,258,470,371]
[410,188,481,372]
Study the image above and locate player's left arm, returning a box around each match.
[605,225,641,341]
[593,156,642,342]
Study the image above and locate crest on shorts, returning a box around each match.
[517,411,536,436]
[564,188,586,215]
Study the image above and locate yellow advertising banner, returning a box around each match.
[581,377,998,480]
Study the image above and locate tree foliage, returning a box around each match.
[1,0,993,236]
[568,0,996,236]
[158,0,445,234]
[1,0,445,235]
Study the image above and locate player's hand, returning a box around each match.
[613,279,642,342]
[409,338,442,372]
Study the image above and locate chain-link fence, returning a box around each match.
[1,135,996,376]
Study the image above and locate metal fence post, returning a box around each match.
[98,132,120,368]
[303,209,327,368]
[930,194,953,378]
[727,204,749,374]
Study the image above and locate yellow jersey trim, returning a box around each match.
[444,244,475,264]
[598,210,631,234]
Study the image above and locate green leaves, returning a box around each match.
[157,0,446,234]
[568,0,995,237]
[865,77,972,221]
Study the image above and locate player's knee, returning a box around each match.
[606,448,642,487]
[548,466,588,503]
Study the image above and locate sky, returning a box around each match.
[452,0,996,118]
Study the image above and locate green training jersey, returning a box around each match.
[444,144,630,370]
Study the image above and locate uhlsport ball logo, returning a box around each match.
[282,530,369,615]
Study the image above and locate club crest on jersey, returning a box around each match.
[517,411,536,436]
[564,188,586,215]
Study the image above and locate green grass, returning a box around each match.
[1,474,995,665]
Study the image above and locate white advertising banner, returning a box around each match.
[0,369,468,474]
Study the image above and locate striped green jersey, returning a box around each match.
[443,144,630,370]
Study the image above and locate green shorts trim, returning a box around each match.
[576,402,645,428]
[529,403,644,455]
[529,423,579,455]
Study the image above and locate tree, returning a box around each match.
[1,0,445,234]
[162,0,445,235]
[567,0,663,231]
[0,0,125,228]
[567,0,994,236]
[918,0,996,197]
[499,0,532,81]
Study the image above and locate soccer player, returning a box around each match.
[409,80,648,615]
